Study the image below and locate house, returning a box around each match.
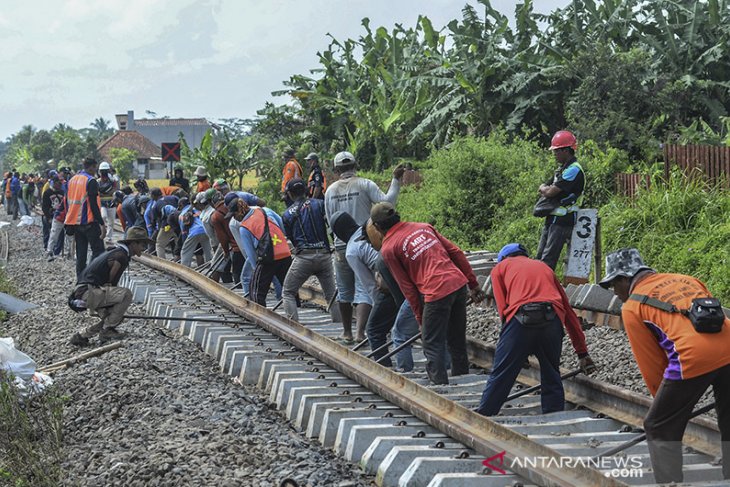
[99,110,216,179]
[97,131,163,179]
[115,110,214,150]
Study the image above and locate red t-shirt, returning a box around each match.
[381,221,478,324]
[491,256,587,356]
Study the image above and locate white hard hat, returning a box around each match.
[99,161,111,171]
[334,151,355,167]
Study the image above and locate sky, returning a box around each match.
[0,0,567,141]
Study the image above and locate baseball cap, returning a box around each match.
[370,202,396,225]
[194,191,208,204]
[599,248,654,289]
[224,197,240,219]
[305,152,319,161]
[285,178,306,192]
[497,243,528,262]
[334,151,356,167]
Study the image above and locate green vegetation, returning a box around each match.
[396,133,730,300]
[0,372,65,487]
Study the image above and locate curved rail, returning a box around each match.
[135,253,624,487]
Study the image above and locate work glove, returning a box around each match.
[393,164,406,180]
[578,355,597,375]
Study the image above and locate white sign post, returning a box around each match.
[565,209,598,280]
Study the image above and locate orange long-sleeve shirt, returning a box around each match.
[622,273,730,396]
[281,159,303,192]
[491,256,587,356]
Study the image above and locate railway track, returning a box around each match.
[119,250,727,487]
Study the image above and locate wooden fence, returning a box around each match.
[617,144,730,197]
[663,144,730,185]
[616,173,650,197]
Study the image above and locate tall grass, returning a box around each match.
[0,372,65,486]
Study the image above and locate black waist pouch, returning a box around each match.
[516,302,556,326]
[686,298,725,333]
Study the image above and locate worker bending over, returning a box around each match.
[601,248,730,484]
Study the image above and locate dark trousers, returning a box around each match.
[421,286,469,385]
[535,221,573,270]
[366,290,400,367]
[251,257,292,306]
[11,194,19,220]
[42,216,51,249]
[644,364,730,483]
[477,316,564,416]
[231,251,244,285]
[73,223,105,279]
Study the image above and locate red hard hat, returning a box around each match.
[549,130,577,151]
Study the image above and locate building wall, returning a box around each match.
[135,125,209,149]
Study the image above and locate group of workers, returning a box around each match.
[12,129,727,484]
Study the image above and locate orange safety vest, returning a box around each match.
[281,159,303,192]
[64,171,101,225]
[4,178,11,198]
[241,208,291,261]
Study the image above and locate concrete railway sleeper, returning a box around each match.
[120,254,727,487]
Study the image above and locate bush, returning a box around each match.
[601,171,730,300]
[397,132,631,253]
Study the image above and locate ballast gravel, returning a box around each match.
[0,217,372,487]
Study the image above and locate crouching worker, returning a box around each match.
[68,227,151,346]
[476,243,595,417]
[600,248,730,484]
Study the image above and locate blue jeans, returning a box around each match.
[476,315,565,416]
[391,301,418,371]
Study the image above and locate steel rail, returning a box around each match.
[135,253,625,487]
[303,277,721,456]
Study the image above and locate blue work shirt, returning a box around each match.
[281,198,330,250]
[237,207,285,265]
[229,191,260,206]
[144,200,156,236]
[179,204,206,240]
[10,177,20,195]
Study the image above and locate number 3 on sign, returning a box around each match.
[566,209,598,280]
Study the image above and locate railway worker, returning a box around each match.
[178,196,212,267]
[154,191,182,260]
[281,148,303,206]
[210,189,244,285]
[196,190,219,251]
[68,226,151,346]
[475,243,595,417]
[97,161,119,244]
[534,130,585,270]
[227,195,291,306]
[115,188,131,231]
[169,167,190,193]
[280,178,336,322]
[120,192,144,230]
[193,166,211,194]
[324,152,405,347]
[600,248,730,484]
[368,202,485,385]
[133,177,149,195]
[43,174,66,261]
[330,211,379,343]
[213,178,231,197]
[10,171,21,220]
[65,157,106,279]
[361,225,422,371]
[145,188,163,239]
[305,153,326,200]
[41,170,60,251]
[225,190,266,209]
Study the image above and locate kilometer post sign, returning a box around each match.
[565,209,597,280]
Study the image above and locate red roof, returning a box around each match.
[97,131,160,160]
